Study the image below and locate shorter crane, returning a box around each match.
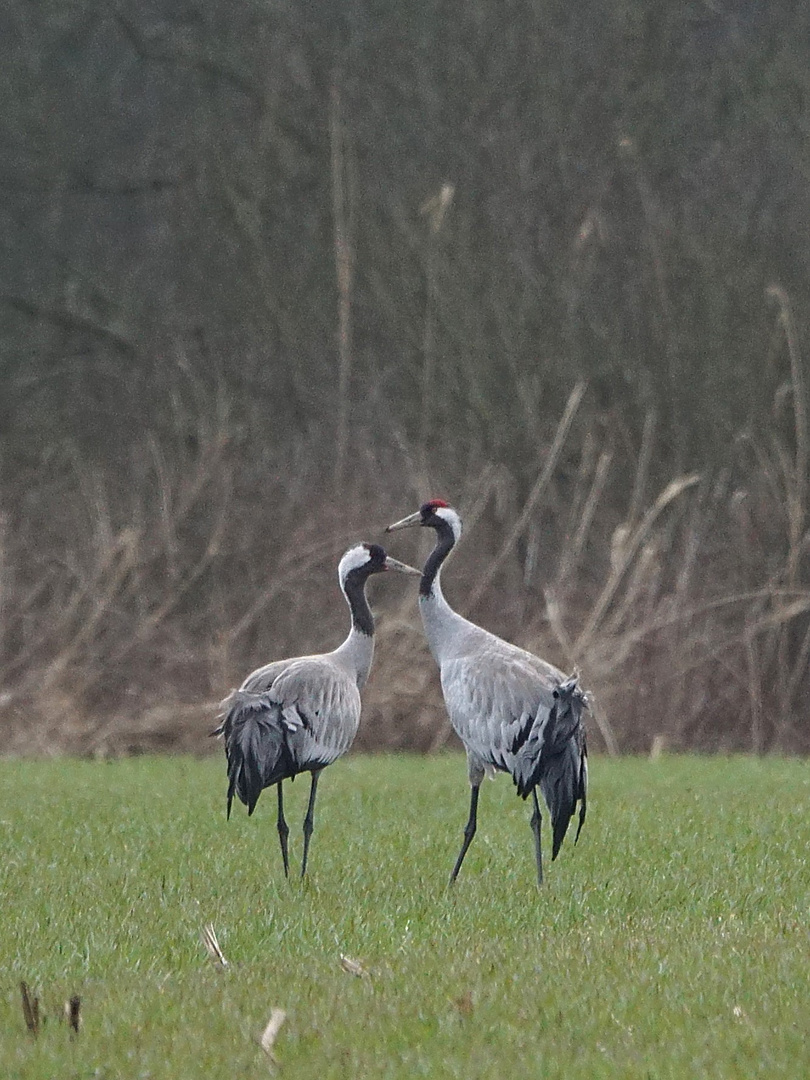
[213,543,419,877]
[387,501,587,886]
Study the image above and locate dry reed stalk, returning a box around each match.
[627,410,656,529]
[33,529,141,691]
[745,627,763,754]
[563,430,599,533]
[587,697,620,757]
[600,541,660,641]
[778,617,810,735]
[6,530,134,686]
[644,598,810,691]
[418,183,455,476]
[224,534,344,646]
[330,72,354,494]
[108,473,233,658]
[764,286,809,732]
[148,433,179,581]
[465,381,586,611]
[649,734,666,760]
[573,473,700,660]
[618,137,678,416]
[68,454,115,562]
[766,285,807,585]
[555,447,613,588]
[543,590,574,659]
[0,511,7,668]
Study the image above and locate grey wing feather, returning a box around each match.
[440,646,587,857]
[266,658,362,768]
[213,654,362,817]
[239,658,297,695]
[440,640,561,774]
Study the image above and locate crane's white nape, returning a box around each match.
[338,544,374,582]
[433,506,463,543]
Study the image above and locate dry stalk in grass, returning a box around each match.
[20,982,40,1036]
[65,995,81,1035]
[259,1008,287,1066]
[452,990,474,1016]
[201,923,229,969]
[339,954,369,977]
[18,981,81,1038]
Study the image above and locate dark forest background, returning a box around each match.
[2,0,810,755]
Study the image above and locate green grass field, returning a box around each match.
[1,753,808,1079]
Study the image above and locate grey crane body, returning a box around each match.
[213,543,419,877]
[387,501,587,886]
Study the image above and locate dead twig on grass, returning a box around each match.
[65,995,81,1035]
[340,954,370,977]
[201,923,229,969]
[259,1008,287,1067]
[20,982,40,1036]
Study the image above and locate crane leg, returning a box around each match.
[449,784,480,884]
[276,782,290,878]
[300,770,321,878]
[530,787,543,887]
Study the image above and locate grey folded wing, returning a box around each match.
[439,646,561,779]
[245,655,364,770]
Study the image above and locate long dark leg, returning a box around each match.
[276,782,290,878]
[530,787,543,887]
[449,784,480,885]
[300,770,321,878]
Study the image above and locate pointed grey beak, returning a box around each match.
[385,510,422,533]
[383,555,421,576]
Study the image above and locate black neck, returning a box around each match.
[420,519,456,598]
[343,568,374,636]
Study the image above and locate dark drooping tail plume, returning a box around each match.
[541,677,588,859]
[211,691,295,817]
[515,676,588,859]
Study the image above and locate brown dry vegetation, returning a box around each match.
[2,2,810,754]
[2,336,809,757]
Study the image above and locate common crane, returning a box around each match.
[213,543,420,877]
[386,501,587,886]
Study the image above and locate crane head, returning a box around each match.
[338,544,420,585]
[386,501,462,543]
